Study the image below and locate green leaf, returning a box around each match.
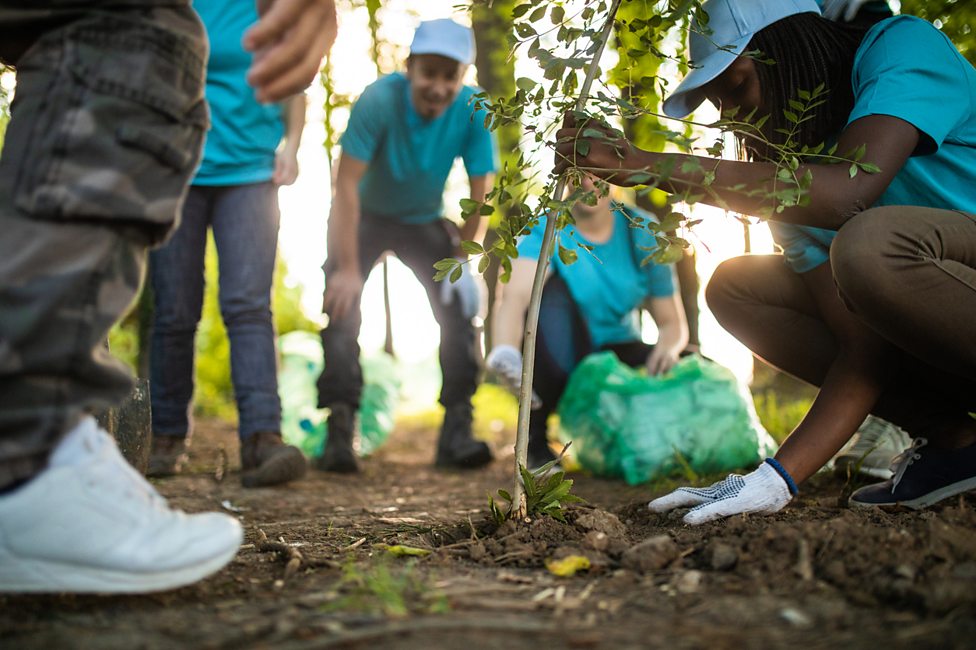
[478,255,490,275]
[557,244,578,265]
[515,77,537,92]
[450,265,462,283]
[461,240,484,255]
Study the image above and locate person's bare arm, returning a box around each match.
[246,0,338,103]
[491,258,544,349]
[272,94,306,186]
[555,114,920,231]
[772,262,894,483]
[643,294,689,376]
[458,174,493,253]
[322,152,367,320]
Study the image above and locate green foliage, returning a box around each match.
[445,1,878,284]
[489,446,585,524]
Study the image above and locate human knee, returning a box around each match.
[705,257,758,324]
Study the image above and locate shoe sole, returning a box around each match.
[315,457,360,473]
[435,447,493,470]
[241,449,308,488]
[0,540,241,594]
[849,476,976,510]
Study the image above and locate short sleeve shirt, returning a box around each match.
[771,16,976,273]
[340,73,498,224]
[517,207,677,347]
[192,0,284,186]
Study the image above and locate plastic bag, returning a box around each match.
[278,331,399,458]
[557,352,777,485]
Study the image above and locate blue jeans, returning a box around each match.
[149,183,281,440]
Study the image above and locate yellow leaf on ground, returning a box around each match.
[378,544,432,557]
[545,555,591,577]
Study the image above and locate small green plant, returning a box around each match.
[326,557,448,618]
[489,444,585,524]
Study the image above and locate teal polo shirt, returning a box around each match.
[340,72,498,224]
[771,16,976,273]
[517,207,677,348]
[192,0,284,186]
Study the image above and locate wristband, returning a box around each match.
[764,457,799,495]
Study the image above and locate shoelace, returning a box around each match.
[889,437,928,492]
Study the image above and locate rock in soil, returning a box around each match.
[622,535,679,573]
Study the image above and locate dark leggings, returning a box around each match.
[530,273,652,451]
[706,206,976,444]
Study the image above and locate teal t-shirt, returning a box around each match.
[771,16,976,273]
[192,0,284,186]
[340,73,498,224]
[517,207,677,348]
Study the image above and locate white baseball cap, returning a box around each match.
[662,0,822,118]
[409,18,476,65]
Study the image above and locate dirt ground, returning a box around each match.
[3,417,976,650]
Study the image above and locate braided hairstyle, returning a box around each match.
[740,13,869,162]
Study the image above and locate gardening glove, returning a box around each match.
[485,345,542,409]
[821,0,873,22]
[648,459,797,525]
[439,259,480,320]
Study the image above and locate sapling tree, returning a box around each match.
[444,0,881,522]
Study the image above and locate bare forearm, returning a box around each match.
[328,188,360,274]
[491,260,536,349]
[282,94,306,154]
[775,355,886,484]
[621,150,858,230]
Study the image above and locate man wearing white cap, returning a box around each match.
[317,19,498,472]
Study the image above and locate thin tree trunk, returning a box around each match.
[513,0,624,519]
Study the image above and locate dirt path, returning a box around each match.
[3,419,975,649]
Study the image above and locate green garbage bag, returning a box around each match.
[278,331,399,458]
[557,352,777,485]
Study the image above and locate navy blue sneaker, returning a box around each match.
[849,438,976,509]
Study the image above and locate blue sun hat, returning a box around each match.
[409,18,476,65]
[662,0,822,118]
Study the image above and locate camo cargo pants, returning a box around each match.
[0,1,208,488]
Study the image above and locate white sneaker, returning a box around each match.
[0,416,243,593]
[834,415,912,479]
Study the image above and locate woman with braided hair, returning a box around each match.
[557,0,976,523]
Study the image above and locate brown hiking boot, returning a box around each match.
[315,403,360,473]
[240,431,307,488]
[435,403,492,469]
[147,434,189,478]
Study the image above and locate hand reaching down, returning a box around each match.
[485,345,542,409]
[648,460,797,525]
